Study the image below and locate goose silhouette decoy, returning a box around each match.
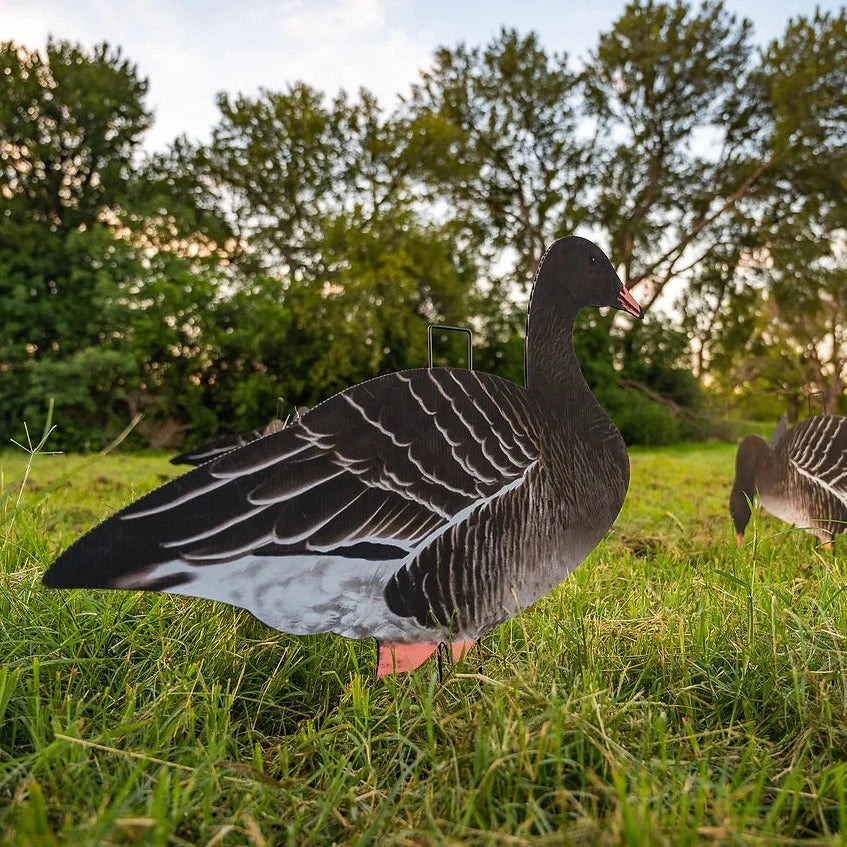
[43,237,643,676]
[730,415,847,549]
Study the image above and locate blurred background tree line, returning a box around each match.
[1,0,845,450]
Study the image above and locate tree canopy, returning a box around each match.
[1,3,845,451]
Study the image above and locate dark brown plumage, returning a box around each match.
[730,415,847,547]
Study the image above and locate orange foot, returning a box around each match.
[450,640,476,663]
[376,640,477,677]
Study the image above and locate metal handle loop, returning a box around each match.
[426,324,473,370]
[807,390,827,416]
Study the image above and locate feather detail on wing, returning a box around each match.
[170,420,287,466]
[44,369,541,590]
[786,415,847,508]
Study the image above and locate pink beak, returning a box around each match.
[616,286,644,319]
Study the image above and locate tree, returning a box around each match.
[406,28,590,287]
[701,9,847,416]
[157,84,480,435]
[711,217,847,420]
[0,39,154,444]
[184,211,475,434]
[584,0,762,306]
[0,39,235,448]
[407,21,718,422]
[188,85,422,278]
[4,8,844,449]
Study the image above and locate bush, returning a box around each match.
[600,386,684,446]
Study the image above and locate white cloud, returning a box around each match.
[0,0,431,150]
[3,0,821,154]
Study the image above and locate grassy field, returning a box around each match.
[1,441,846,846]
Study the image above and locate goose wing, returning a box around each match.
[170,419,287,467]
[44,368,541,596]
[786,415,847,507]
[170,427,269,467]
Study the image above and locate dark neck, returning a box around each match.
[753,445,778,493]
[737,438,774,493]
[525,295,595,414]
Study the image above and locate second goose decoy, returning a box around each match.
[730,415,847,548]
[43,237,643,676]
[769,414,788,449]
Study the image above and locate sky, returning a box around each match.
[0,0,834,151]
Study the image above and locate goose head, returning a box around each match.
[540,237,644,318]
[525,237,644,397]
[729,435,771,544]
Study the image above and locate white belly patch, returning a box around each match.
[123,555,431,641]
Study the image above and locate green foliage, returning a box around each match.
[568,312,703,445]
[0,40,152,448]
[622,316,701,410]
[162,82,481,439]
[18,348,137,450]
[0,39,151,224]
[408,28,589,286]
[0,39,152,379]
[605,389,684,446]
[702,7,847,418]
[584,0,755,290]
[2,4,847,447]
[762,8,847,158]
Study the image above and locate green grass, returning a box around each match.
[1,442,846,846]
